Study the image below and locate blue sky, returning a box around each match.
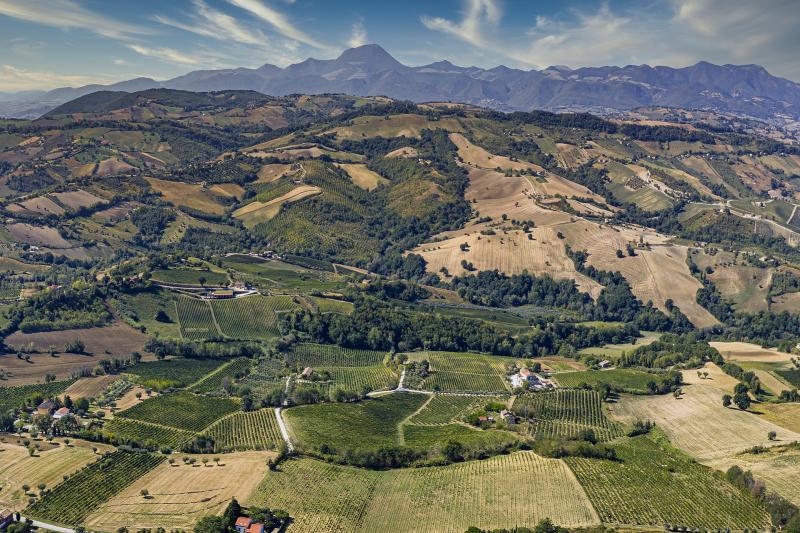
[1,0,799,91]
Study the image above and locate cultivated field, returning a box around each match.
[707,445,800,507]
[145,177,228,216]
[609,382,800,461]
[115,392,240,433]
[62,375,119,400]
[407,395,487,425]
[757,402,800,433]
[233,185,321,227]
[567,435,770,530]
[102,418,195,449]
[710,341,794,363]
[251,453,599,532]
[84,451,270,531]
[0,440,105,511]
[405,351,515,393]
[125,358,225,389]
[203,409,283,452]
[51,190,105,210]
[0,380,75,414]
[690,248,772,312]
[512,389,622,442]
[554,368,671,394]
[336,163,388,190]
[7,223,71,248]
[211,294,298,339]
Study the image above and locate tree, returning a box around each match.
[768,431,777,441]
[722,394,732,408]
[734,392,751,411]
[64,337,85,354]
[193,515,228,533]
[442,440,464,462]
[154,310,171,323]
[140,489,149,498]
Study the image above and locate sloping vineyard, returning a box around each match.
[115,392,239,432]
[204,409,283,452]
[211,295,296,339]
[512,389,622,442]
[175,296,218,340]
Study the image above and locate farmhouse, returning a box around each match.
[301,367,314,378]
[234,517,265,533]
[208,289,234,299]
[500,410,516,423]
[598,360,613,369]
[36,400,55,415]
[52,407,70,419]
[0,509,12,531]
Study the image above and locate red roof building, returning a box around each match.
[234,517,252,533]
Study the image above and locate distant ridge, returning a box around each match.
[2,44,800,120]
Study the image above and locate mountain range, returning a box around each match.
[3,44,800,121]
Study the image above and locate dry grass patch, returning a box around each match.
[233,185,321,227]
[96,157,136,177]
[51,190,105,210]
[84,451,271,531]
[255,163,293,183]
[690,248,771,312]
[771,291,800,313]
[331,114,464,139]
[336,163,388,191]
[385,146,418,158]
[756,403,800,433]
[7,223,71,248]
[0,440,106,511]
[707,445,800,506]
[709,341,794,363]
[609,382,800,462]
[9,197,65,216]
[209,183,244,200]
[145,177,227,216]
[63,375,119,400]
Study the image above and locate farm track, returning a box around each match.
[397,394,434,445]
[275,407,294,451]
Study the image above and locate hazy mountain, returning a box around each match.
[3,44,800,120]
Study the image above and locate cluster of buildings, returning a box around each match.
[508,367,555,391]
[235,516,266,533]
[36,400,71,419]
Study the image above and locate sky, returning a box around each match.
[1,0,799,92]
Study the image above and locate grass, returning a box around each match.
[114,288,181,338]
[125,358,225,390]
[151,268,228,286]
[578,331,661,360]
[566,434,770,530]
[211,295,297,339]
[283,392,427,452]
[25,451,164,527]
[402,423,518,450]
[776,369,800,387]
[222,257,344,292]
[250,453,599,532]
[189,357,252,394]
[554,368,671,393]
[115,392,240,433]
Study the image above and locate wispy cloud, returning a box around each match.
[348,19,368,48]
[154,0,268,48]
[126,44,210,67]
[0,64,117,91]
[421,0,501,49]
[227,0,330,50]
[0,0,148,40]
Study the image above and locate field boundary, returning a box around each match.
[397,394,434,445]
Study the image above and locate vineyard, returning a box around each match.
[288,344,387,367]
[102,418,195,448]
[408,352,514,393]
[283,392,427,452]
[554,368,670,393]
[252,453,599,532]
[288,343,396,392]
[204,409,283,452]
[407,395,487,425]
[211,295,297,339]
[402,423,519,450]
[310,296,354,314]
[238,358,286,402]
[125,358,225,389]
[512,390,623,442]
[25,451,164,526]
[189,357,252,394]
[566,435,771,529]
[115,392,240,433]
[175,296,218,340]
[0,380,75,414]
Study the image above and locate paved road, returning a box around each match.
[18,516,75,533]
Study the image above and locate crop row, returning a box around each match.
[0,380,75,414]
[175,297,218,340]
[102,418,195,448]
[204,409,283,452]
[25,451,164,526]
[211,295,296,339]
[408,395,483,426]
[288,343,387,368]
[115,392,240,433]
[190,357,252,394]
[512,390,622,441]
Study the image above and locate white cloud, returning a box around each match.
[227,0,330,50]
[348,19,368,48]
[0,64,116,91]
[421,0,501,49]
[154,0,269,48]
[0,0,148,40]
[113,58,128,66]
[126,44,210,67]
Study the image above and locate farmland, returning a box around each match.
[407,395,489,425]
[203,409,283,452]
[102,418,195,448]
[252,453,599,532]
[84,451,270,531]
[0,380,75,414]
[707,444,800,506]
[0,440,104,511]
[25,451,164,526]
[567,435,770,529]
[553,368,672,393]
[125,358,225,389]
[115,392,240,433]
[404,351,515,393]
[189,357,252,394]
[709,341,794,363]
[512,389,622,442]
[174,296,218,340]
[211,295,297,339]
[287,344,396,392]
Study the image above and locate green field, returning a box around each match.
[566,435,770,529]
[125,358,225,389]
[288,343,397,392]
[25,451,164,526]
[203,408,283,452]
[221,256,344,292]
[512,390,622,442]
[0,380,75,414]
[284,392,426,453]
[211,295,297,339]
[113,288,181,338]
[115,392,239,432]
[554,368,671,393]
[578,331,662,360]
[776,369,800,387]
[151,268,228,286]
[407,395,486,425]
[406,351,514,393]
[102,418,195,448]
[402,423,518,449]
[310,297,354,314]
[174,296,218,340]
[189,357,252,394]
[251,453,600,532]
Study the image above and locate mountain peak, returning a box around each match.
[336,44,402,70]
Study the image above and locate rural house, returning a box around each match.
[301,367,314,378]
[500,410,516,423]
[234,517,252,533]
[36,400,55,416]
[52,407,70,420]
